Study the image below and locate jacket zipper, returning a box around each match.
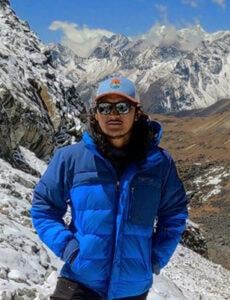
[127,186,134,221]
[107,180,120,298]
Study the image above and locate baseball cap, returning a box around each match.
[94,76,140,105]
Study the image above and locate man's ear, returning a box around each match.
[95,112,98,122]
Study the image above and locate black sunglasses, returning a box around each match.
[96,101,135,115]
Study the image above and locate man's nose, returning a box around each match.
[110,105,119,115]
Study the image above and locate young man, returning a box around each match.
[31,77,188,300]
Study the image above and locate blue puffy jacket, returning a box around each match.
[31,122,188,299]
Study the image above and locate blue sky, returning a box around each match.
[10,0,230,56]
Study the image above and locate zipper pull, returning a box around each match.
[116,181,120,192]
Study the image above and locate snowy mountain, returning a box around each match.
[2,1,228,115]
[144,32,230,112]
[46,26,230,113]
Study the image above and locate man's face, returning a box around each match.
[95,94,137,148]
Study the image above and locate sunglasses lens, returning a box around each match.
[116,102,131,114]
[97,101,133,115]
[97,103,112,115]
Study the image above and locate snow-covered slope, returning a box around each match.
[0,151,229,300]
[0,154,61,299]
[46,26,230,113]
[143,32,230,112]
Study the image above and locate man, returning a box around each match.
[31,77,188,300]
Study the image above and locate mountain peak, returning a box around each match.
[90,33,131,59]
[0,0,10,7]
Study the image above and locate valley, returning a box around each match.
[151,104,230,269]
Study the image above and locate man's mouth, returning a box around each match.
[107,120,122,125]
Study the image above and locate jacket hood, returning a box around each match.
[147,119,163,146]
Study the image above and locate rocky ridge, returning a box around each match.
[0,0,85,170]
[45,27,230,113]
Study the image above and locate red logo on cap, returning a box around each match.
[110,78,120,89]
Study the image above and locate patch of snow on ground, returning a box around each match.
[193,165,229,202]
[19,146,47,175]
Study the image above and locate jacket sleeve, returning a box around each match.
[151,151,188,274]
[30,148,79,263]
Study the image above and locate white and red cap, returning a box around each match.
[94,76,140,105]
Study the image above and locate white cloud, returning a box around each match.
[138,23,177,47]
[133,22,206,52]
[49,12,207,58]
[49,21,114,57]
[182,0,198,7]
[183,0,226,9]
[132,3,206,52]
[155,4,168,23]
[212,0,226,8]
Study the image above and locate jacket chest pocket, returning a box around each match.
[127,178,161,227]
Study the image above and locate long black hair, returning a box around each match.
[87,107,157,162]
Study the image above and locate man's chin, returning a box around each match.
[104,132,129,140]
[100,128,133,144]
[104,132,130,140]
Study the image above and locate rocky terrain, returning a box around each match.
[151,100,230,269]
[0,0,85,168]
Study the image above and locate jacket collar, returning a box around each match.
[82,120,163,183]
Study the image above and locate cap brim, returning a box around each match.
[94,92,140,106]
